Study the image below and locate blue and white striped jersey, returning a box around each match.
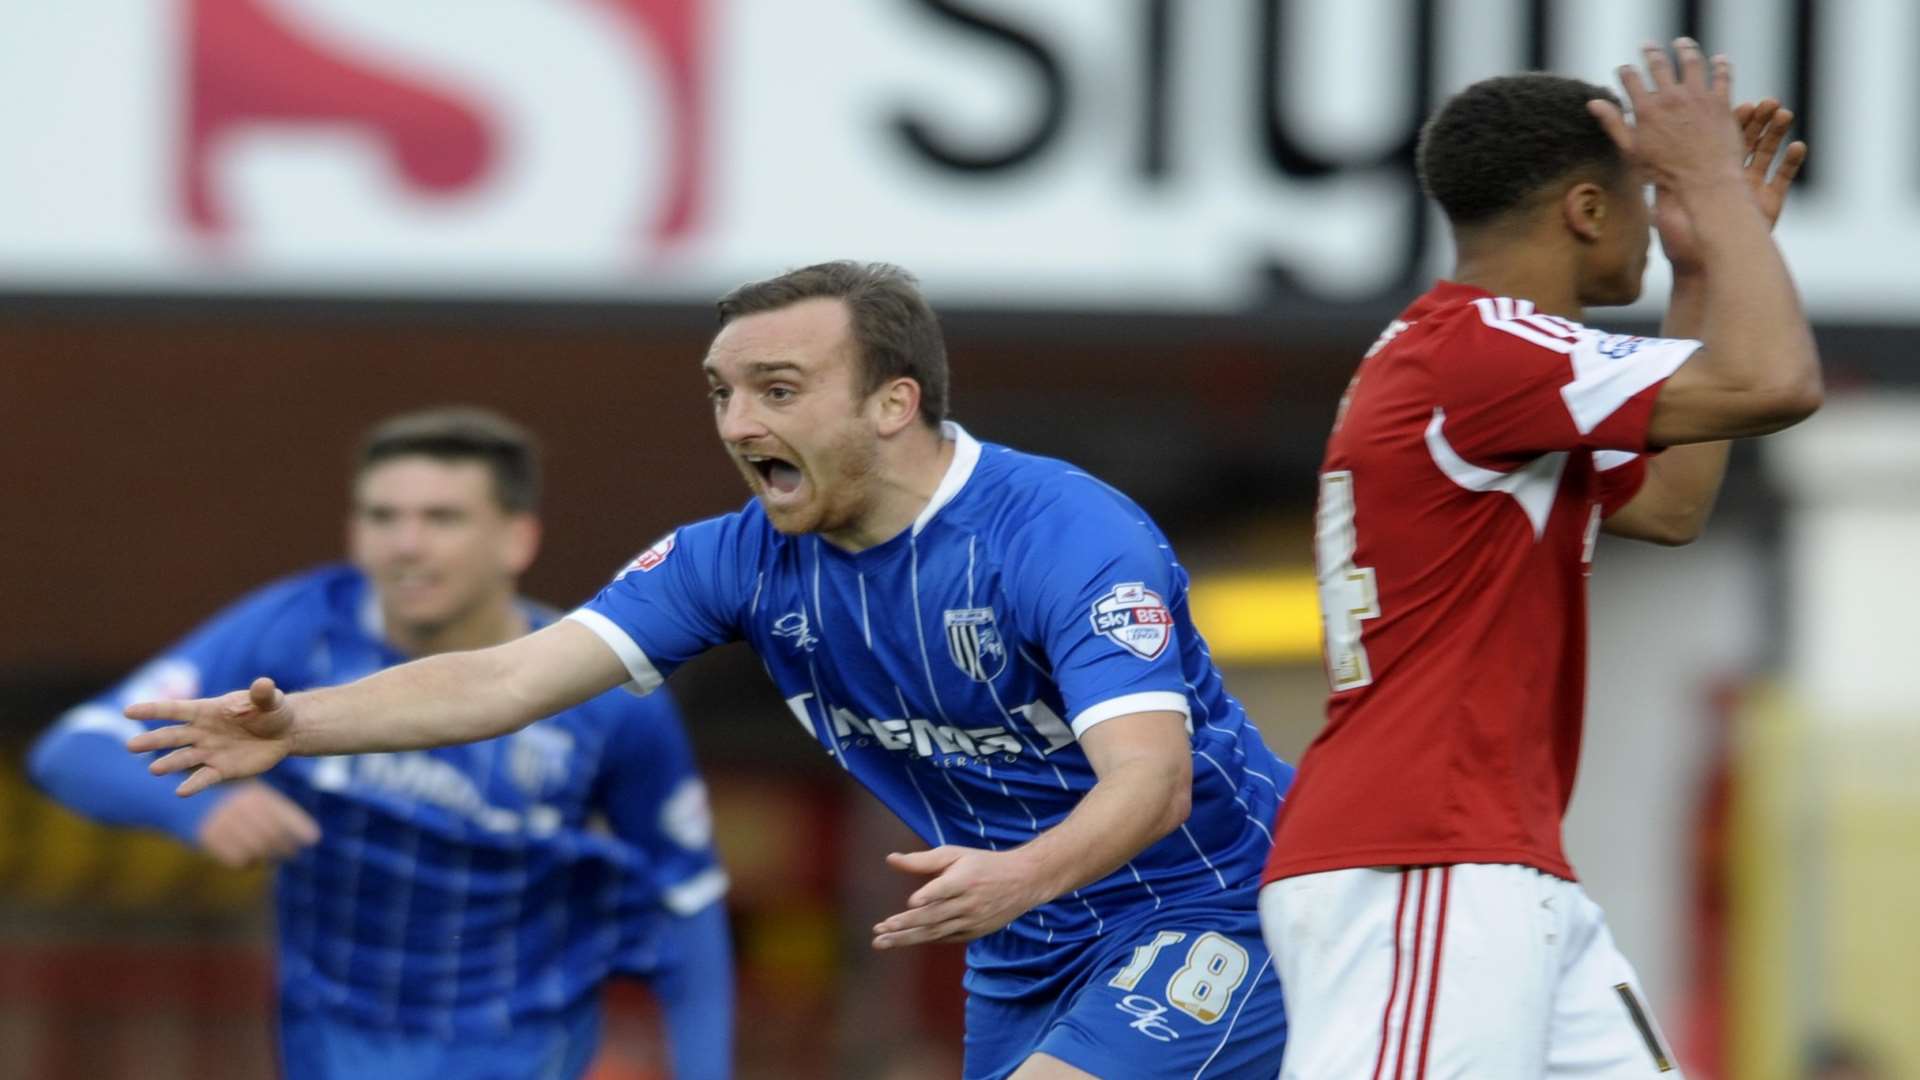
[30,565,727,1035]
[571,425,1292,999]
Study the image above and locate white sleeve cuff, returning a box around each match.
[565,609,664,695]
[661,867,730,916]
[1562,337,1701,435]
[1069,691,1192,738]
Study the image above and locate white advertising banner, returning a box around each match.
[0,0,1907,317]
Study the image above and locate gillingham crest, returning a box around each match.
[1090,582,1174,660]
[943,606,1008,682]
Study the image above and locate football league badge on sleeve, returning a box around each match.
[944,607,1008,681]
[1090,583,1174,660]
[619,533,676,578]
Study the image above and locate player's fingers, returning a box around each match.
[1641,41,1677,90]
[1770,141,1809,194]
[127,724,196,753]
[1709,52,1732,102]
[1612,62,1652,116]
[1586,100,1635,156]
[873,917,969,950]
[220,812,278,863]
[1672,38,1706,89]
[149,746,207,776]
[270,798,322,846]
[1739,99,1777,149]
[906,874,967,910]
[200,831,250,869]
[1754,108,1794,169]
[125,699,200,724]
[178,765,226,797]
[885,847,962,876]
[873,901,952,938]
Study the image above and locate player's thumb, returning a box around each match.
[886,847,962,876]
[247,677,282,713]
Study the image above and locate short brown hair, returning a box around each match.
[356,406,541,512]
[716,261,949,428]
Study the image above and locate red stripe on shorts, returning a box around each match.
[1369,869,1413,1080]
[1392,869,1432,1079]
[1413,866,1453,1079]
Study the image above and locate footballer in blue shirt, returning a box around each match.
[129,264,1294,1079]
[42,408,733,1080]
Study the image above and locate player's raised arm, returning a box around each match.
[1604,95,1808,546]
[1589,38,1822,446]
[126,618,629,796]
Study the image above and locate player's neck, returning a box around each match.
[820,427,956,553]
[384,591,530,657]
[1448,231,1586,321]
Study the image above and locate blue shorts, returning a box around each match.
[964,904,1288,1079]
[278,998,600,1080]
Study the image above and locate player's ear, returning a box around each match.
[872,376,923,438]
[502,514,541,576]
[1562,181,1607,242]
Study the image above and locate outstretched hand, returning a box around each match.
[126,676,297,796]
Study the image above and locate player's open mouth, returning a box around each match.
[745,454,804,497]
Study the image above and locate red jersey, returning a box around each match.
[1264,282,1700,882]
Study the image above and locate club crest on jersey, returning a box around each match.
[620,533,676,577]
[1090,582,1174,661]
[772,611,819,652]
[943,607,1007,682]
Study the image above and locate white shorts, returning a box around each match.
[1259,864,1681,1080]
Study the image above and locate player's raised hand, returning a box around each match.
[871,846,1050,949]
[195,781,321,868]
[1589,39,1745,191]
[1733,98,1807,228]
[1658,97,1807,274]
[126,676,297,796]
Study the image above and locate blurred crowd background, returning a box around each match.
[1,1,1914,1077]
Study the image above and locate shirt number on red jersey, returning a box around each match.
[1316,471,1380,691]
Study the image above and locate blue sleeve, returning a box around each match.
[26,580,307,843]
[592,689,729,916]
[565,514,760,693]
[1005,479,1195,738]
[646,902,735,1080]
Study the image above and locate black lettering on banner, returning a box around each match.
[1789,0,1818,185]
[1253,0,1436,292]
[1139,0,1175,181]
[891,0,1069,172]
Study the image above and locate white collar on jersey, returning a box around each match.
[912,421,982,536]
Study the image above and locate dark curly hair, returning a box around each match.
[1417,73,1626,226]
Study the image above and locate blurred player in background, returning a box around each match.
[33,408,733,1080]
[1258,42,1819,1078]
[126,262,1294,1079]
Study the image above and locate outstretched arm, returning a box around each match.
[871,710,1192,949]
[127,619,629,796]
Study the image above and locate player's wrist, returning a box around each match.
[281,691,315,756]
